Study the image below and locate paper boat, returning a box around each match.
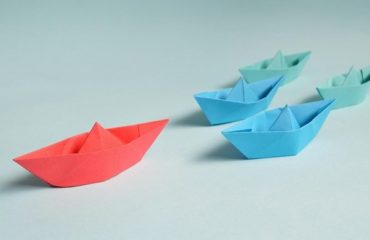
[14,119,169,187]
[222,99,335,159]
[239,51,311,85]
[317,66,370,109]
[194,76,283,125]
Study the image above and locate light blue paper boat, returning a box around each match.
[239,51,311,85]
[317,66,370,109]
[222,99,335,159]
[194,76,283,125]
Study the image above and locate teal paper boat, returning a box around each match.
[194,76,283,125]
[222,99,335,159]
[317,66,370,109]
[239,51,311,85]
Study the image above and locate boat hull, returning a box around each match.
[194,77,281,125]
[14,119,168,187]
[239,51,311,86]
[222,100,334,159]
[317,82,370,109]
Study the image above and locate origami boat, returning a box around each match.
[14,119,169,187]
[317,66,370,109]
[194,76,283,125]
[222,99,335,159]
[239,50,311,85]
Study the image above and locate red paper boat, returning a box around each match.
[14,119,169,187]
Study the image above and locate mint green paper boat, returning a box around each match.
[317,66,370,109]
[239,51,311,85]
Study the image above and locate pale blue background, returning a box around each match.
[1,0,370,239]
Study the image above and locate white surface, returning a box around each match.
[1,1,370,239]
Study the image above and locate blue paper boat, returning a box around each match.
[317,66,370,109]
[194,76,283,125]
[239,51,311,85]
[222,99,335,159]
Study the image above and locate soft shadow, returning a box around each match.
[1,174,49,193]
[171,110,209,127]
[299,93,322,104]
[197,142,245,162]
[217,77,240,89]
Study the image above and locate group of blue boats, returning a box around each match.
[194,51,370,159]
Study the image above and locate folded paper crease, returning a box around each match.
[317,66,370,109]
[194,76,283,125]
[222,99,335,159]
[14,119,169,187]
[239,50,311,85]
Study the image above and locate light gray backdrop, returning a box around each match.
[1,0,370,239]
